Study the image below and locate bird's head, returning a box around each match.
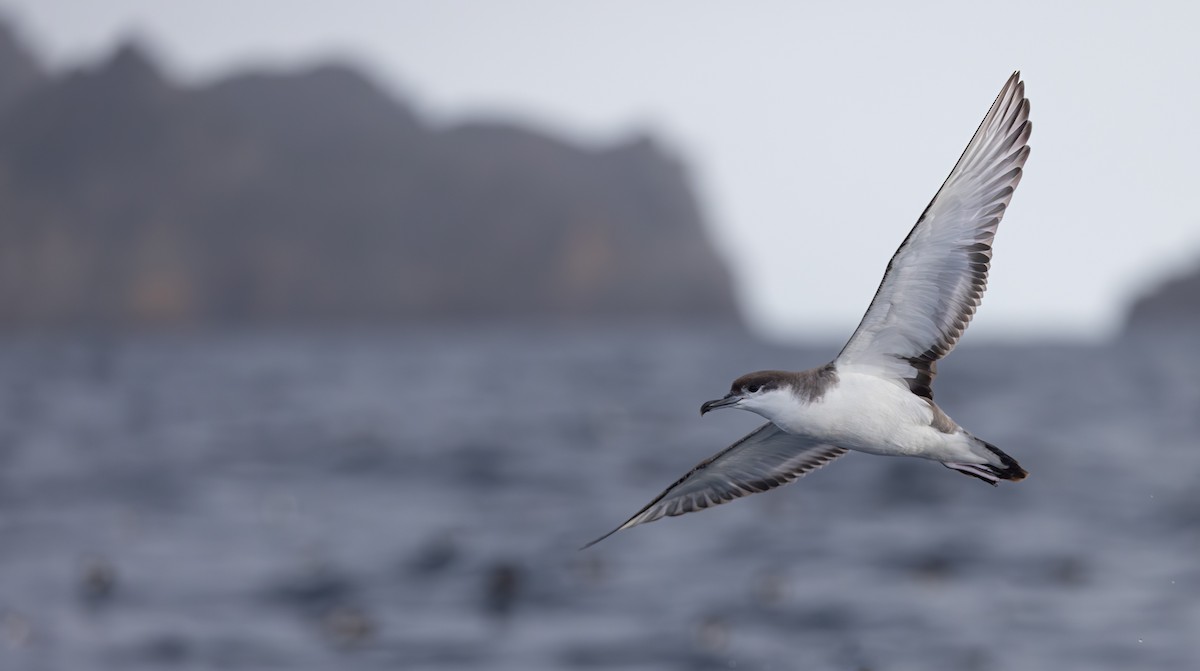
[700,370,795,419]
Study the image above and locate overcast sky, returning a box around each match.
[4,1,1198,341]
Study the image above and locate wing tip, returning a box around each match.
[580,530,614,552]
[579,520,629,550]
[580,513,645,550]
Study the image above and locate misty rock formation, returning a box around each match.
[0,18,739,328]
[1123,262,1200,338]
[0,20,43,115]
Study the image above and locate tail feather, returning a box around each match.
[944,439,1027,486]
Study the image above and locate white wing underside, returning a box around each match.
[582,424,845,548]
[835,72,1032,399]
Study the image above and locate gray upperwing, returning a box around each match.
[581,423,847,549]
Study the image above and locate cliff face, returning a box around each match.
[0,21,739,328]
[1123,262,1200,338]
[0,20,43,116]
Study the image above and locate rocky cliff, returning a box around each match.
[0,19,739,328]
[1122,261,1200,338]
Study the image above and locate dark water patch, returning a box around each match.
[133,633,191,666]
[320,605,376,648]
[768,601,858,633]
[870,458,964,508]
[77,555,120,609]
[105,632,294,670]
[482,560,524,618]
[327,431,402,475]
[263,564,360,617]
[406,533,461,576]
[556,636,731,670]
[389,637,489,667]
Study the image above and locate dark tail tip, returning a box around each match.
[981,440,1028,482]
[944,439,1027,485]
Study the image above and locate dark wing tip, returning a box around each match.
[579,483,678,550]
[579,528,620,551]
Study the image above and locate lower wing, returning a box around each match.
[582,423,846,549]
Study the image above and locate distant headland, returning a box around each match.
[1122,261,1200,339]
[0,18,740,329]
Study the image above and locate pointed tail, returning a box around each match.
[944,438,1027,486]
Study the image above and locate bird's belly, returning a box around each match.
[769,375,944,456]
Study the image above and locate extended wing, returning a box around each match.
[835,72,1031,399]
[582,424,845,548]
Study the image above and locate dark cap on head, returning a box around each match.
[730,370,790,395]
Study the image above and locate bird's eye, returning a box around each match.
[746,384,761,393]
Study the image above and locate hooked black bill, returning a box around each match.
[700,393,741,416]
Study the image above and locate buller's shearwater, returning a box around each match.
[584,72,1031,549]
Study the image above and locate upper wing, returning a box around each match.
[581,423,846,549]
[835,72,1032,399]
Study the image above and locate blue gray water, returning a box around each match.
[0,327,1196,670]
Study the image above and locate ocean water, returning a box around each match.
[0,326,1196,670]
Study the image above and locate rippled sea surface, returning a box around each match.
[0,326,1197,670]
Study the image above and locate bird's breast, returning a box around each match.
[767,374,935,454]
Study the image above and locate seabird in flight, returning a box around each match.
[584,72,1031,549]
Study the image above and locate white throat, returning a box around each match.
[739,387,804,425]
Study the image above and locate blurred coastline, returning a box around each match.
[0,18,737,331]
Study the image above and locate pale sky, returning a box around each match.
[4,1,1199,341]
